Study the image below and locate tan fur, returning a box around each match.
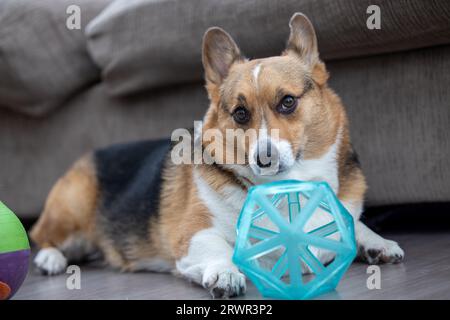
[158,163,212,260]
[30,154,98,249]
[337,117,368,203]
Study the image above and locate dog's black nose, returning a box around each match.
[257,155,272,168]
[256,141,272,168]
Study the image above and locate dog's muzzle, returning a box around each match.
[251,139,281,176]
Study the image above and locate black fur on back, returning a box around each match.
[94,139,171,251]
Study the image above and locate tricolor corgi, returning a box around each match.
[30,13,404,298]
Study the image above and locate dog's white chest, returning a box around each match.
[194,167,337,242]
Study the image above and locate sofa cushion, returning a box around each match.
[0,82,208,217]
[328,44,450,207]
[86,0,450,96]
[0,0,110,117]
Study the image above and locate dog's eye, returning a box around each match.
[277,95,297,114]
[232,106,251,124]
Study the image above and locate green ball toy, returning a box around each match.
[0,201,30,299]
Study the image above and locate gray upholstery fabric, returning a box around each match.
[86,0,450,97]
[0,0,110,116]
[0,83,208,217]
[328,45,450,206]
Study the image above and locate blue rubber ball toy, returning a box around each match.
[233,180,357,299]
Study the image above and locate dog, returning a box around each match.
[30,13,404,298]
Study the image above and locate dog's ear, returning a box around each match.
[285,13,328,85]
[202,27,243,86]
[285,13,319,67]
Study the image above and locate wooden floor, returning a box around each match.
[13,233,450,300]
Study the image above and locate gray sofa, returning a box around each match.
[1,0,449,219]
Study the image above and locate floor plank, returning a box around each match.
[13,233,450,300]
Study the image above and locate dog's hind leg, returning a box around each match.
[30,154,99,275]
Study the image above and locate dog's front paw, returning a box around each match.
[358,239,404,264]
[34,247,68,275]
[202,263,246,298]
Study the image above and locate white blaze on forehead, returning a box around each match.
[252,63,262,91]
[260,116,268,137]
